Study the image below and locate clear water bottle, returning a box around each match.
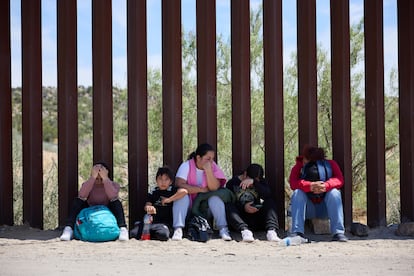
[140,214,153,240]
[279,235,308,246]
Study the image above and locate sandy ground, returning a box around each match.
[0,224,413,276]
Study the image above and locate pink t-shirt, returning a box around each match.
[78,177,120,206]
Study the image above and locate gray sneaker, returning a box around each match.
[219,227,232,241]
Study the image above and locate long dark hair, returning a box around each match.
[187,143,215,160]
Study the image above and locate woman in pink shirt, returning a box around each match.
[172,143,231,241]
[60,162,128,241]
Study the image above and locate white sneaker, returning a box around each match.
[118,227,129,241]
[266,229,281,242]
[219,227,232,241]
[60,226,73,241]
[171,227,183,241]
[241,229,254,242]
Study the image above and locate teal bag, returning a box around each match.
[74,205,120,242]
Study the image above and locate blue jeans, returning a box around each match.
[290,189,345,235]
[173,194,228,230]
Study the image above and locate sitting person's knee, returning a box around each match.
[291,189,307,200]
[326,188,342,198]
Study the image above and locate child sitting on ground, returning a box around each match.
[131,166,187,241]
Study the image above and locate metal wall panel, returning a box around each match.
[231,0,251,175]
[263,0,285,230]
[162,0,183,172]
[92,0,114,170]
[365,0,386,227]
[297,0,318,150]
[57,0,79,228]
[330,0,353,228]
[127,0,148,228]
[21,0,43,228]
[398,0,414,223]
[0,0,13,226]
[197,0,217,150]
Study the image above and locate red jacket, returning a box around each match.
[289,156,344,193]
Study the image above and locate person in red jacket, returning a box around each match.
[289,145,348,242]
[60,162,128,241]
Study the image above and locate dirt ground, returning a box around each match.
[1,224,413,276]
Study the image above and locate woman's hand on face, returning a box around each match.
[98,166,109,180]
[91,165,100,179]
[202,160,212,171]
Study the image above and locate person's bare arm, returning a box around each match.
[175,177,208,194]
[161,188,188,205]
[203,161,220,191]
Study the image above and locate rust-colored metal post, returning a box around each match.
[297,0,317,151]
[21,0,43,229]
[0,0,13,226]
[162,0,182,171]
[92,0,113,170]
[57,0,79,228]
[231,0,251,175]
[127,0,148,227]
[398,0,414,223]
[330,0,353,229]
[196,0,217,151]
[364,0,386,227]
[263,0,285,229]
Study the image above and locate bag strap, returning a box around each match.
[317,160,332,181]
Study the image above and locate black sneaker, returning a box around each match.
[290,232,304,238]
[332,233,348,242]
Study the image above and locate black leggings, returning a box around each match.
[225,199,279,232]
[130,222,171,241]
[65,197,127,228]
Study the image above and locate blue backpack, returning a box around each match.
[74,205,120,242]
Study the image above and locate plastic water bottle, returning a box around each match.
[279,235,308,246]
[140,214,152,240]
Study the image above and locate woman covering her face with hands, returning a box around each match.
[60,162,128,241]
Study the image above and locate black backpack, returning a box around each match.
[187,215,213,242]
[301,160,333,203]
